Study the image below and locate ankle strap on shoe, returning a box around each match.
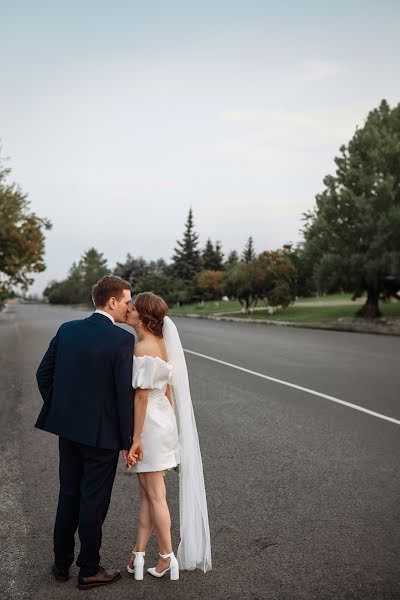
[132,551,146,556]
[159,552,174,559]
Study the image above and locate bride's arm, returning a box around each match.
[133,387,148,444]
[127,388,147,469]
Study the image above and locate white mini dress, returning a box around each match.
[131,355,180,473]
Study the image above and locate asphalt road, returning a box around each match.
[1,303,400,600]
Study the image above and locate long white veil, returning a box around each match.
[162,316,212,572]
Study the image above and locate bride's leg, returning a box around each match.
[140,472,173,573]
[128,476,153,570]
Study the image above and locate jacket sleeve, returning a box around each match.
[36,331,59,403]
[114,334,135,450]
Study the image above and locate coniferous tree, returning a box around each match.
[114,254,150,285]
[67,261,84,299]
[214,241,224,270]
[225,250,239,269]
[303,99,400,317]
[202,239,224,271]
[43,249,108,305]
[81,248,109,302]
[171,208,202,282]
[242,236,256,263]
[148,258,169,276]
[202,239,216,270]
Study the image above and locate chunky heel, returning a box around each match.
[127,550,145,579]
[134,565,144,580]
[170,565,179,580]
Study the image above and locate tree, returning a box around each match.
[223,250,296,312]
[114,254,150,286]
[223,262,261,312]
[44,279,79,305]
[80,248,108,303]
[202,239,225,271]
[282,243,316,298]
[214,241,224,270]
[136,273,192,305]
[148,258,169,276]
[257,250,296,309]
[171,208,202,282]
[303,99,400,318]
[195,270,224,300]
[44,248,108,305]
[0,153,51,305]
[225,250,239,269]
[202,239,216,270]
[135,274,171,299]
[242,236,256,263]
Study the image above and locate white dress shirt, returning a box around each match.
[94,309,115,324]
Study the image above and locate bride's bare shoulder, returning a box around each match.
[134,338,167,361]
[134,339,165,358]
[133,340,150,357]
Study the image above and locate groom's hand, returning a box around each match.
[121,450,129,468]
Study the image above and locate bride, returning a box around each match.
[124,292,211,581]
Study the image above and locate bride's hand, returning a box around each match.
[126,439,143,471]
[121,449,134,471]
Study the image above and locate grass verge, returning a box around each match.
[168,296,400,335]
[218,303,400,323]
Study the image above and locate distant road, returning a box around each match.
[1,304,400,600]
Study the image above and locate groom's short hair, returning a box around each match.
[92,275,131,308]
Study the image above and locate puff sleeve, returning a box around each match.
[132,355,172,390]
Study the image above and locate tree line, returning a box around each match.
[43,215,296,312]
[1,99,400,317]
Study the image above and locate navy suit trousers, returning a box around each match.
[54,437,119,577]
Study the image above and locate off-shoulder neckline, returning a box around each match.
[134,354,172,366]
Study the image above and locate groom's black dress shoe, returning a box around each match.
[77,567,121,590]
[51,563,70,582]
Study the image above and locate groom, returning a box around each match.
[35,275,140,590]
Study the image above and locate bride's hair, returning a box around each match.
[134,292,168,338]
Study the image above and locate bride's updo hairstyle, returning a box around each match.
[134,292,168,338]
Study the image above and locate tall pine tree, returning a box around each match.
[202,239,225,271]
[214,241,224,270]
[81,248,109,302]
[202,239,216,270]
[242,237,256,263]
[226,250,239,268]
[172,208,202,282]
[303,99,400,317]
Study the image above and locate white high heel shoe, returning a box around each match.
[127,550,146,580]
[147,551,179,580]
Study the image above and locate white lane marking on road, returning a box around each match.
[184,349,400,426]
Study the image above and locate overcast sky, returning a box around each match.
[1,0,399,294]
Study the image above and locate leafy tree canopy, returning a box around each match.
[0,154,51,303]
[303,99,400,317]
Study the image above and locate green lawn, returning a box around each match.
[295,293,363,304]
[168,294,400,324]
[169,299,243,316]
[219,302,400,323]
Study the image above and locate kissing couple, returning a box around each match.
[35,275,212,590]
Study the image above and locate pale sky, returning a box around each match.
[1,0,399,294]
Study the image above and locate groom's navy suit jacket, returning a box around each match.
[35,313,135,451]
